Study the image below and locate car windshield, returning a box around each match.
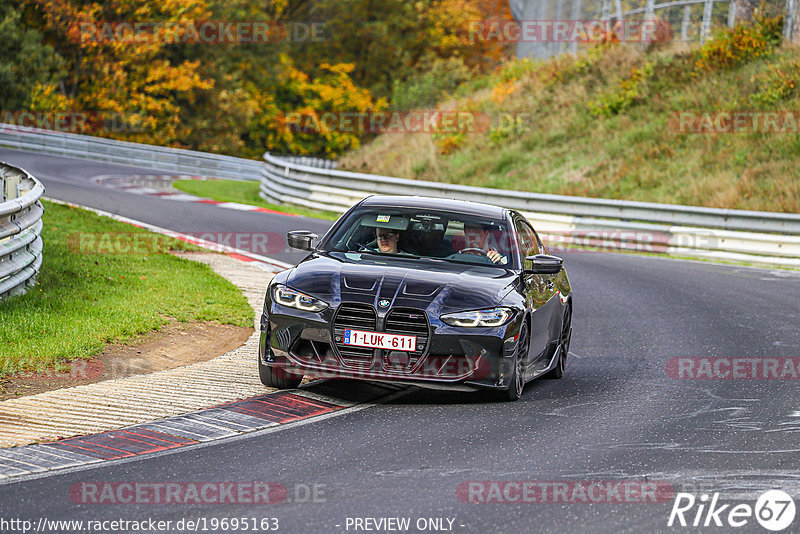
[322,207,516,268]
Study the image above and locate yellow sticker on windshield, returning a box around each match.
[376,215,390,223]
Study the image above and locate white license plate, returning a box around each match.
[342,329,417,351]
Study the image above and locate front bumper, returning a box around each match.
[260,307,520,390]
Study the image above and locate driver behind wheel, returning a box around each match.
[463,223,507,264]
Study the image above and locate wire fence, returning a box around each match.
[510,0,792,58]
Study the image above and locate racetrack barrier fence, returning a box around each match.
[0,162,44,299]
[261,152,800,268]
[1,126,797,268]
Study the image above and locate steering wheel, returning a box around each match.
[457,247,488,256]
[355,241,379,253]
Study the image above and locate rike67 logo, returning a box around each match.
[668,490,796,531]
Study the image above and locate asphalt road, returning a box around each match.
[1,147,799,533]
[0,148,328,265]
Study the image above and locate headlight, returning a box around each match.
[273,284,328,312]
[440,308,513,327]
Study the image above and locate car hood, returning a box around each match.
[283,253,517,315]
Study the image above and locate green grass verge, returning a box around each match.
[172,178,340,220]
[0,200,253,377]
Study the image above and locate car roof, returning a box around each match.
[359,195,508,219]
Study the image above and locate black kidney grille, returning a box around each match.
[384,308,429,367]
[334,303,377,366]
[335,303,377,328]
[385,310,428,337]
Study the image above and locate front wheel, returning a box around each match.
[259,356,303,389]
[500,321,529,402]
[544,305,571,380]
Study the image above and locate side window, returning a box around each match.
[515,220,540,258]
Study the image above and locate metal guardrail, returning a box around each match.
[262,152,800,267]
[269,153,338,170]
[262,153,800,234]
[0,162,45,299]
[0,125,263,181]
[0,126,796,268]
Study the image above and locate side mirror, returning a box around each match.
[524,254,563,275]
[287,230,318,251]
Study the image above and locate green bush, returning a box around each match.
[749,59,800,106]
[588,61,655,118]
[694,14,783,71]
[391,58,473,110]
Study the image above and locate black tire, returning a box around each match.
[544,305,571,380]
[259,355,303,389]
[500,321,529,402]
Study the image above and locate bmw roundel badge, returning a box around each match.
[379,299,390,308]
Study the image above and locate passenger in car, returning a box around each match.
[414,224,452,257]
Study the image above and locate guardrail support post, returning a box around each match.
[728,0,738,27]
[4,173,19,202]
[643,0,656,48]
[569,0,583,53]
[784,0,796,41]
[701,0,714,43]
[681,5,691,41]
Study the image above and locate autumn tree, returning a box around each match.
[22,0,214,145]
[7,0,514,156]
[0,0,64,110]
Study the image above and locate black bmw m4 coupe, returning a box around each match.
[258,195,572,401]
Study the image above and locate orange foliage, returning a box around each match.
[24,0,214,146]
[424,0,513,68]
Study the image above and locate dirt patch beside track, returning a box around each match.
[0,321,253,400]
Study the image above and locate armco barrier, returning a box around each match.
[0,162,44,299]
[261,152,800,268]
[0,125,263,181]
[1,126,797,268]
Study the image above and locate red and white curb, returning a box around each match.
[0,200,412,482]
[92,174,298,217]
[0,381,406,482]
